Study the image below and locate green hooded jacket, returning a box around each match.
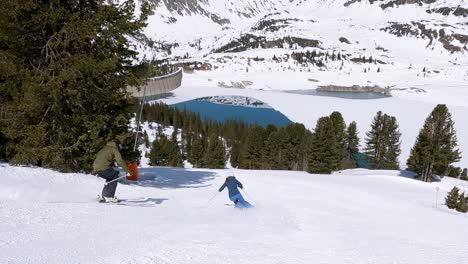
[93,141,129,173]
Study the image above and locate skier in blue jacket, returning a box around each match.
[218,176,253,208]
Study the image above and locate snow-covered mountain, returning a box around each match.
[140,0,468,88]
[146,0,468,70]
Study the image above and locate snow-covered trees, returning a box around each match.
[407,104,461,182]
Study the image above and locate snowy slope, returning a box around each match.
[1,163,468,264]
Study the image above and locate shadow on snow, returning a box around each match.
[125,167,217,189]
[398,170,418,178]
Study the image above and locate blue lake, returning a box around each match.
[172,100,292,127]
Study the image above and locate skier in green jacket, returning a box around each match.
[93,139,129,202]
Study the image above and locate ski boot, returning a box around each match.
[98,195,120,203]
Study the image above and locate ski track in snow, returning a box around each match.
[1,164,468,264]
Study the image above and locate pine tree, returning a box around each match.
[0,132,7,160]
[447,165,462,178]
[456,192,468,213]
[364,111,401,170]
[461,168,468,181]
[185,132,193,159]
[143,131,150,148]
[308,117,341,174]
[407,104,461,182]
[172,110,181,129]
[284,123,310,171]
[0,0,153,172]
[329,112,347,169]
[345,121,360,168]
[382,116,401,169]
[240,125,266,169]
[189,136,204,168]
[202,134,226,169]
[168,130,183,167]
[446,186,460,209]
[149,134,170,166]
[262,128,289,170]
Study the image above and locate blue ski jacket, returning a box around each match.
[219,176,243,198]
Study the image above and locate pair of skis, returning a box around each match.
[97,196,158,207]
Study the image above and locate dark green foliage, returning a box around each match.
[141,103,315,171]
[456,192,468,213]
[329,112,348,168]
[202,134,226,169]
[447,165,462,178]
[143,131,150,148]
[240,125,266,169]
[149,133,170,166]
[446,186,460,209]
[345,121,360,168]
[407,104,461,182]
[0,0,153,172]
[446,187,468,213]
[168,130,183,167]
[284,123,313,171]
[148,130,182,167]
[185,132,192,159]
[262,128,289,169]
[364,111,401,170]
[461,168,468,181]
[0,131,7,160]
[262,123,312,171]
[189,136,205,168]
[307,112,355,174]
[308,117,341,174]
[119,132,141,163]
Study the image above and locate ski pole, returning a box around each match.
[104,175,128,186]
[200,192,219,208]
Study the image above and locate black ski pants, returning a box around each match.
[96,168,120,198]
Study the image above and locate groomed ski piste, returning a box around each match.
[1,162,468,264]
